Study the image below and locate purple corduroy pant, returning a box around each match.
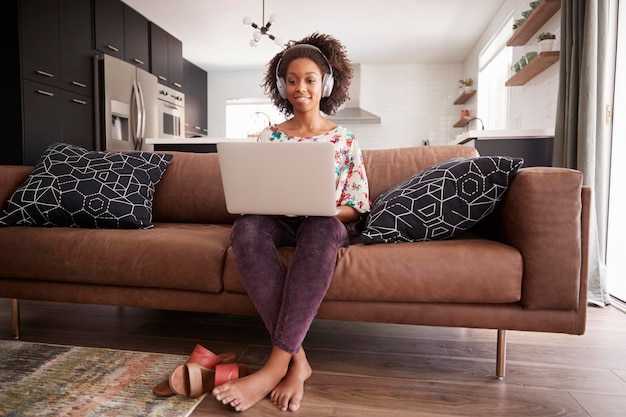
[230,214,350,354]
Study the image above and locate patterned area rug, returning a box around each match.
[0,340,203,417]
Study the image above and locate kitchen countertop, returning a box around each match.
[145,137,253,145]
[451,128,555,145]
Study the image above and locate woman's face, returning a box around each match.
[284,58,324,113]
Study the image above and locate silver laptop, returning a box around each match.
[217,141,338,217]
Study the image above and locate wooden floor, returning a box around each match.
[1,299,625,417]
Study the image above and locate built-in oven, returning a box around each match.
[157,85,185,138]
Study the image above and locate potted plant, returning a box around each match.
[458,78,474,92]
[537,32,556,52]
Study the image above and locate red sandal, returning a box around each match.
[169,362,249,398]
[152,344,236,397]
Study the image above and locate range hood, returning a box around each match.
[327,64,381,124]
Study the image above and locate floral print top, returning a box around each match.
[258,125,371,219]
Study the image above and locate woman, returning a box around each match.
[212,32,370,412]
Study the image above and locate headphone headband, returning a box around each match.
[275,44,334,98]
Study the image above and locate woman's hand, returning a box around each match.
[335,205,360,223]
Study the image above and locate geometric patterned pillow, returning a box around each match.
[360,156,524,243]
[0,143,173,229]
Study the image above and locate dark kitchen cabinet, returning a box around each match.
[20,0,59,87]
[22,0,93,94]
[150,23,168,84]
[183,59,197,134]
[94,0,125,60]
[123,4,150,71]
[183,59,208,136]
[61,90,95,152]
[95,0,150,71]
[59,0,94,95]
[150,22,184,91]
[7,0,190,165]
[168,34,184,90]
[19,0,94,95]
[21,82,94,167]
[20,0,93,95]
[5,0,95,165]
[21,80,63,166]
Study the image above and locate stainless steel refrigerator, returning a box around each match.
[95,54,157,152]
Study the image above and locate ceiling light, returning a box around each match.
[243,0,283,47]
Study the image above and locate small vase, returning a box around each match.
[463,86,473,93]
[540,39,554,52]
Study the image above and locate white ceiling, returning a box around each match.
[122,0,507,72]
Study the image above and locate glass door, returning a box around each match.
[606,1,626,303]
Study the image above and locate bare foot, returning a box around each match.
[270,348,312,412]
[211,346,291,412]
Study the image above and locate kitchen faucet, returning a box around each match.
[254,111,272,127]
[465,117,485,132]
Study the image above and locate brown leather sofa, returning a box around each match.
[0,145,590,378]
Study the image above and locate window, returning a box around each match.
[477,14,514,130]
[225,99,285,139]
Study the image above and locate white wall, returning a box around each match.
[341,63,466,149]
[204,0,559,150]
[207,63,466,149]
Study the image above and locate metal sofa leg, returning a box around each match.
[12,299,20,339]
[496,329,506,379]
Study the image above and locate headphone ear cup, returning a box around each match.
[277,76,287,99]
[322,73,334,98]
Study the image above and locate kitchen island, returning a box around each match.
[146,137,252,153]
[451,129,555,167]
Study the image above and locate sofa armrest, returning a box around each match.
[483,167,586,310]
[0,165,33,209]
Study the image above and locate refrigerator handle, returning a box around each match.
[131,81,143,150]
[136,81,147,149]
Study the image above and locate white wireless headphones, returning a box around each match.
[276,44,334,99]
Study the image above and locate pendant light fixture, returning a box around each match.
[243,0,283,47]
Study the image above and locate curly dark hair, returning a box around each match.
[262,32,353,117]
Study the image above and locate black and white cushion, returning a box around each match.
[0,143,173,229]
[360,156,524,243]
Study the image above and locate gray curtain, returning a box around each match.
[553,0,617,306]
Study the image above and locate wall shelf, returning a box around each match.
[453,117,471,128]
[453,89,476,105]
[506,51,559,86]
[507,0,561,46]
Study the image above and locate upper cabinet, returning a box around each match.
[20,0,59,87]
[168,34,184,91]
[58,0,94,95]
[123,4,150,71]
[95,0,150,72]
[94,0,125,60]
[150,23,184,91]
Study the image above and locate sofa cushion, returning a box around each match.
[222,235,523,303]
[0,222,232,293]
[0,143,172,229]
[362,145,479,202]
[152,151,239,224]
[360,156,523,243]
